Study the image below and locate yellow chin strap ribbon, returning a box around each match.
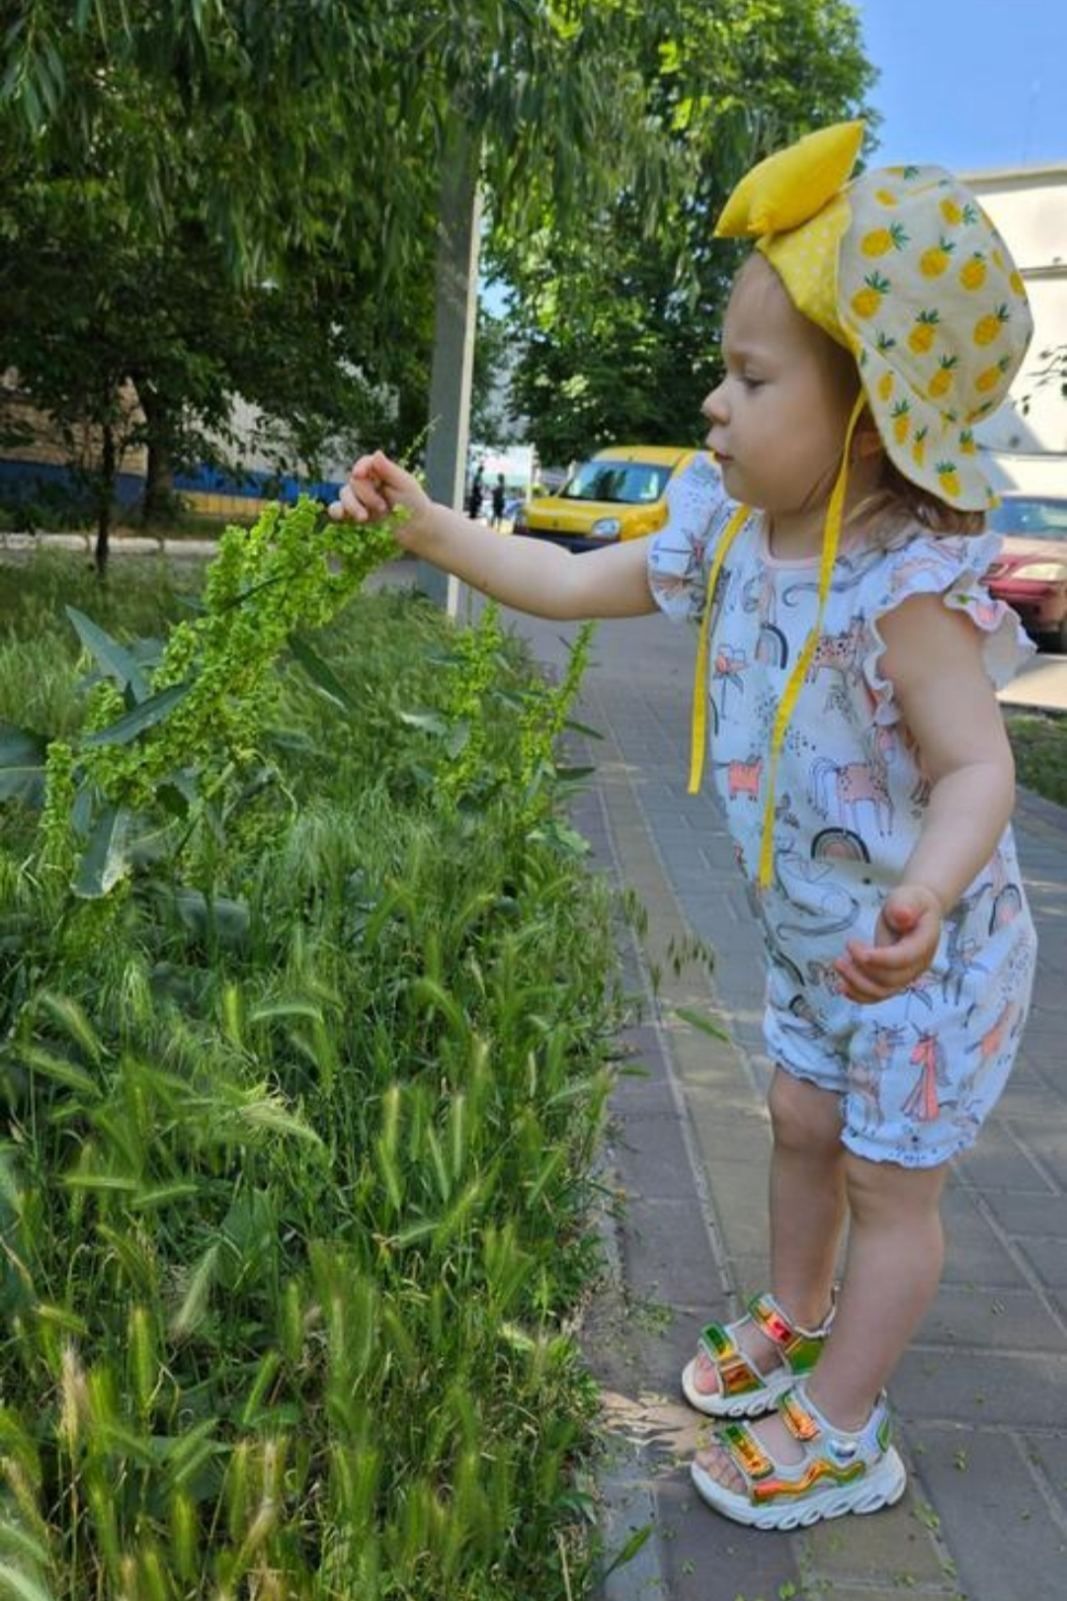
[687,389,867,890]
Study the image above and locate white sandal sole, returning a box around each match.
[680,1356,794,1419]
[690,1443,907,1530]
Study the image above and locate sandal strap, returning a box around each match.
[782,1380,895,1458]
[748,1291,832,1376]
[718,1420,774,1484]
[697,1322,767,1398]
[697,1289,834,1398]
[779,1385,822,1443]
[716,1415,865,1506]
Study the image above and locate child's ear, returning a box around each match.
[852,414,884,460]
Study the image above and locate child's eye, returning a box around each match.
[741,374,765,390]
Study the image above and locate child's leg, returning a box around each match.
[807,1153,947,1424]
[690,1069,846,1397]
[695,1151,947,1487]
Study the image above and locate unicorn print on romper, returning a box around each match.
[647,121,1039,1528]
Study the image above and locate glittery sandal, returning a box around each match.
[681,1290,835,1419]
[691,1380,907,1530]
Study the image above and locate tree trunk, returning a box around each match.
[419,115,482,615]
[139,385,177,525]
[94,421,114,578]
[143,434,175,526]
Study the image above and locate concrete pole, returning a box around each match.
[419,117,482,617]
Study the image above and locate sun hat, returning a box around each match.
[687,122,1034,887]
[716,119,1033,512]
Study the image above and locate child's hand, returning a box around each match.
[328,452,434,551]
[834,884,943,1005]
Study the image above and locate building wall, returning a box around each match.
[962,165,1067,479]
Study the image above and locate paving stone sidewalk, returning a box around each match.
[507,602,1067,1601]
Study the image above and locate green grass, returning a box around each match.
[1007,712,1067,809]
[0,548,622,1599]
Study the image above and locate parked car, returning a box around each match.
[511,445,700,552]
[985,493,1067,652]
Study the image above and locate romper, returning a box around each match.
[647,453,1039,1168]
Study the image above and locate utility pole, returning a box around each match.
[419,116,482,617]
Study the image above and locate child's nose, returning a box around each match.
[702,383,729,424]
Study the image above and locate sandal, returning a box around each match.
[681,1290,834,1419]
[691,1380,907,1530]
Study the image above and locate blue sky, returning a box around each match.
[857,0,1067,172]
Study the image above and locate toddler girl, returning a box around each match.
[330,121,1038,1531]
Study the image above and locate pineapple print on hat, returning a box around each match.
[862,222,909,256]
[837,160,1034,510]
[909,309,940,354]
[920,236,956,277]
[928,355,958,399]
[851,272,890,320]
[974,304,1010,346]
[937,461,961,498]
[960,252,987,290]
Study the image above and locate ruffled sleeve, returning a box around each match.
[861,529,1036,726]
[646,453,730,623]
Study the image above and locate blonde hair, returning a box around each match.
[848,424,987,541]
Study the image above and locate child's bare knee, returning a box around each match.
[768,1068,844,1154]
[843,1151,947,1223]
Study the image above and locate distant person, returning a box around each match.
[467,466,484,521]
[490,473,507,529]
[331,123,1036,1531]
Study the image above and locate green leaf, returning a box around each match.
[65,606,149,701]
[248,1000,325,1027]
[563,718,603,740]
[36,992,105,1064]
[236,1098,324,1149]
[170,888,250,945]
[674,1006,729,1041]
[601,1523,653,1580]
[445,720,471,758]
[73,804,132,898]
[397,708,449,736]
[82,682,192,747]
[0,1560,58,1601]
[15,1046,99,1098]
[0,725,47,806]
[287,631,353,711]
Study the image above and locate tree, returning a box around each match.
[2,3,702,564]
[489,0,876,462]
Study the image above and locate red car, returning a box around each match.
[985,493,1067,653]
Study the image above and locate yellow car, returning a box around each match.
[513,445,700,551]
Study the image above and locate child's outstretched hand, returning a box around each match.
[834,884,943,1005]
[328,452,434,551]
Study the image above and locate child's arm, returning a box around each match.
[834,593,1016,1005]
[329,452,658,621]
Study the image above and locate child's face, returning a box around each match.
[702,255,860,520]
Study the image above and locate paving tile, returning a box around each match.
[908,1425,1067,1601]
[801,1490,950,1589]
[938,1187,1030,1288]
[655,1471,801,1601]
[613,1110,708,1204]
[1022,1431,1067,1502]
[975,1189,1067,1238]
[1016,1236,1067,1291]
[921,1284,1067,1354]
[893,1346,1067,1427]
[619,1197,719,1306]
